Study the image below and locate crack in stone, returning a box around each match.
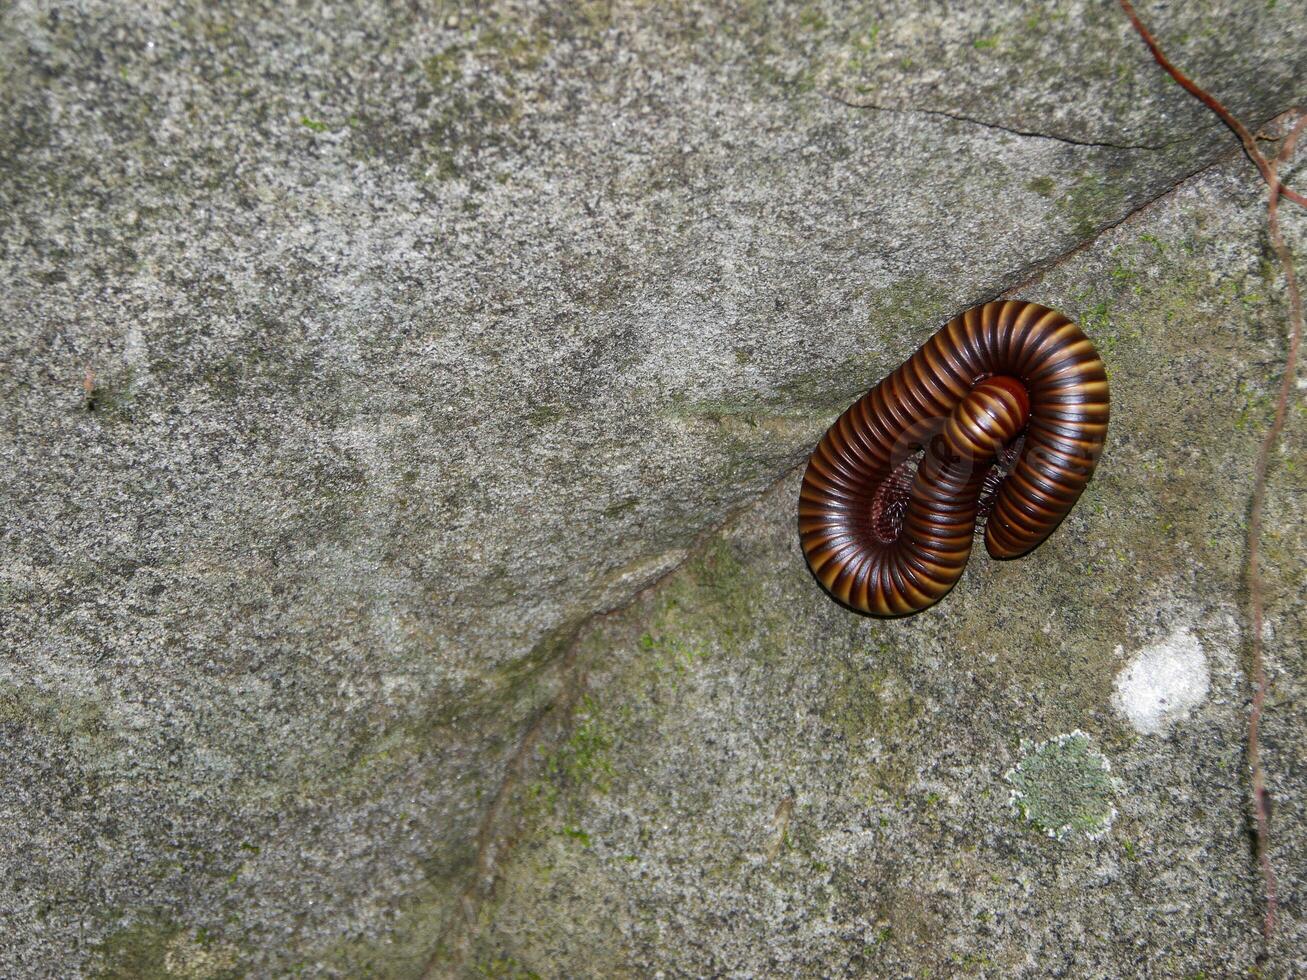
[827,92,1192,152]
[423,622,587,978]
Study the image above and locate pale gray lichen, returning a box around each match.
[1005,731,1119,841]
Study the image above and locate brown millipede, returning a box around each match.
[798,300,1109,616]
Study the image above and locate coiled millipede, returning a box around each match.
[798,300,1109,616]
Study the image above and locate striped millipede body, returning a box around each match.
[798,300,1110,616]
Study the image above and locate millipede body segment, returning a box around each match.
[798,300,1109,616]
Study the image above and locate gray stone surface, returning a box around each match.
[0,0,1303,976]
[470,156,1307,977]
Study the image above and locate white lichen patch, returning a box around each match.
[1112,628,1210,735]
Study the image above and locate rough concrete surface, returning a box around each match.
[0,0,1303,976]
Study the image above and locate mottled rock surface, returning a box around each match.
[469,157,1307,977]
[0,0,1303,976]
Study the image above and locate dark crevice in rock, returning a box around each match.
[826,92,1197,152]
[995,112,1296,298]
